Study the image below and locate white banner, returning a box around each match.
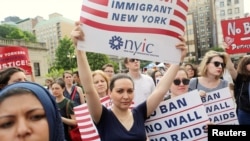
[201,87,239,125]
[78,0,189,64]
[145,90,209,141]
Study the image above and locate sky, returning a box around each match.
[0,0,83,21]
[0,0,249,22]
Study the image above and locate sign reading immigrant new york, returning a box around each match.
[77,0,189,64]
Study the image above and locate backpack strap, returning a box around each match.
[70,86,77,100]
[195,77,198,89]
[65,100,70,118]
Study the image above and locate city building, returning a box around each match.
[215,0,245,48]
[33,13,75,66]
[0,38,48,85]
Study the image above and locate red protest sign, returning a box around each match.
[221,17,250,54]
[0,46,32,75]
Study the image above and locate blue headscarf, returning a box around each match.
[0,82,65,141]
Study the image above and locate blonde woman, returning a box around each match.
[188,50,229,94]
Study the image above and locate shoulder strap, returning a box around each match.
[65,100,70,118]
[195,77,198,89]
[70,86,77,100]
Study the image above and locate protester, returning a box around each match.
[0,82,64,141]
[63,71,86,106]
[188,50,229,93]
[52,79,77,141]
[72,71,84,91]
[102,63,115,80]
[226,54,250,124]
[184,63,198,79]
[45,78,53,93]
[165,68,190,100]
[0,67,27,90]
[124,57,156,106]
[70,22,187,141]
[92,70,110,97]
[165,67,211,132]
[150,70,163,86]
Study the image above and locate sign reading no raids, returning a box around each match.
[145,90,209,141]
[201,87,238,125]
[78,0,189,64]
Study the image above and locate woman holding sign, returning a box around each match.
[226,54,250,125]
[71,22,187,141]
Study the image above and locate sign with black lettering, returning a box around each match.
[78,0,189,64]
[145,90,209,141]
[201,87,238,125]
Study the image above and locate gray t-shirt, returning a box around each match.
[188,77,228,92]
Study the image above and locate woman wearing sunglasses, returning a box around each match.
[188,50,229,94]
[164,68,190,100]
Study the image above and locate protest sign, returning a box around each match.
[201,87,238,125]
[145,90,209,141]
[78,0,189,64]
[221,17,250,54]
[0,46,32,75]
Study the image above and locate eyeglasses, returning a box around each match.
[129,58,139,62]
[210,61,225,68]
[173,78,190,85]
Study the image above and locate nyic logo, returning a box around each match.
[109,35,156,56]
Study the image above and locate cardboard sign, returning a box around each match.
[201,87,239,125]
[145,90,209,141]
[0,46,32,75]
[221,17,250,54]
[78,0,189,64]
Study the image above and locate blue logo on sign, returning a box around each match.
[109,35,155,56]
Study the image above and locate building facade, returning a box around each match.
[0,38,48,85]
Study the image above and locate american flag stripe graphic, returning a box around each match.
[82,5,108,18]
[89,0,109,6]
[80,17,181,37]
[80,0,189,37]
[74,95,134,141]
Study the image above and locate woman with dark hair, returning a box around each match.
[0,82,64,141]
[0,67,27,90]
[184,63,198,79]
[150,70,163,86]
[52,79,77,141]
[227,55,250,124]
[71,22,187,140]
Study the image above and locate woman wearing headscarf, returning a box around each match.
[0,82,65,141]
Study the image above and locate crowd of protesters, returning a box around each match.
[0,22,248,141]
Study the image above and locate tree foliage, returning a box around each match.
[86,52,110,71]
[0,24,36,42]
[54,36,76,71]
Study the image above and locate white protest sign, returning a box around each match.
[78,0,189,64]
[201,87,239,125]
[145,90,209,141]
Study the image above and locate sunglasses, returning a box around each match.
[173,78,190,85]
[129,58,139,62]
[211,61,225,68]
